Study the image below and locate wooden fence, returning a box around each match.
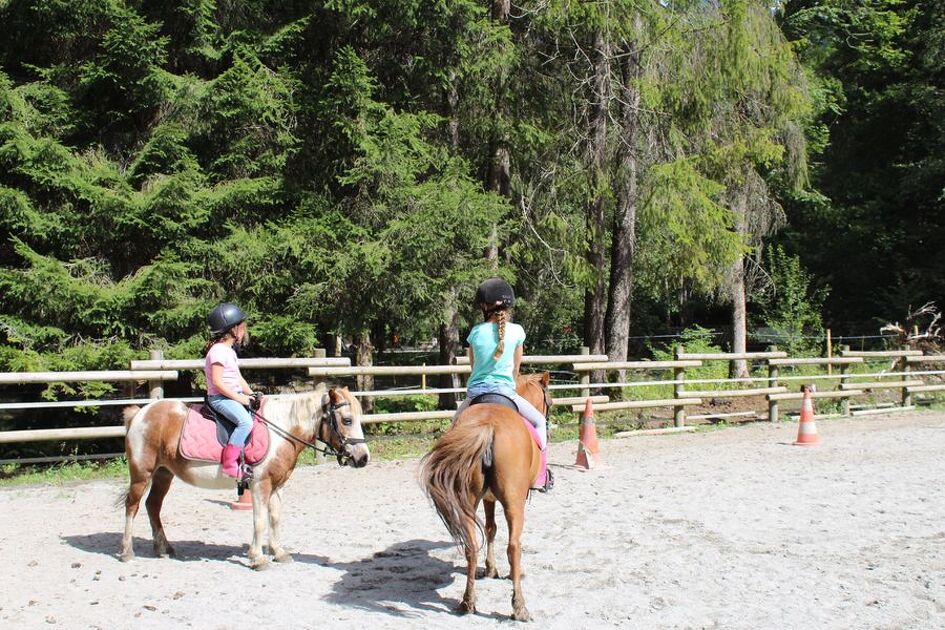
[1,345,944,464]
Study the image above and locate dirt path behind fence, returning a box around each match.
[1,411,944,629]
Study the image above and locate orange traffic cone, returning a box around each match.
[794,384,820,446]
[230,487,253,511]
[575,398,601,469]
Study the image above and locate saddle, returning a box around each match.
[468,392,519,413]
[179,401,270,464]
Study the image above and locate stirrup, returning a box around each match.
[537,468,554,493]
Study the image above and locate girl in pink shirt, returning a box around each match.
[204,302,259,478]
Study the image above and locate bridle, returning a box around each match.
[523,377,552,423]
[315,397,368,466]
[253,393,367,466]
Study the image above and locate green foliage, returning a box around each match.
[777,0,944,328]
[638,158,746,298]
[251,316,319,358]
[753,245,828,356]
[650,325,731,385]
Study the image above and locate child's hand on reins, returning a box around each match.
[250,391,264,410]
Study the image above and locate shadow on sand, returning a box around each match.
[63,532,245,564]
[64,533,507,620]
[297,539,505,620]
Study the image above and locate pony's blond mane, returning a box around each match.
[261,384,363,431]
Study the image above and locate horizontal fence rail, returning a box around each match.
[130,357,351,370]
[1,344,944,463]
[0,370,178,384]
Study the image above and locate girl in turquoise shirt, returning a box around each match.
[454,278,548,449]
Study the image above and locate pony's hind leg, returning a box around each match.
[505,497,532,622]
[145,467,175,558]
[267,487,292,563]
[459,517,480,614]
[482,499,499,579]
[120,465,151,562]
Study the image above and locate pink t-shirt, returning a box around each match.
[205,343,243,397]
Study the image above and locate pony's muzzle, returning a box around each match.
[347,444,370,468]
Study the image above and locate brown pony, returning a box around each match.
[119,385,369,569]
[420,372,551,622]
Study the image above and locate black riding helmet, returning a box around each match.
[208,302,247,336]
[475,278,515,313]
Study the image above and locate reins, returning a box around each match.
[523,377,552,420]
[251,397,367,466]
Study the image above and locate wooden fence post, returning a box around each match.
[900,354,912,408]
[767,345,779,422]
[313,348,327,464]
[148,349,164,399]
[673,344,686,427]
[826,329,833,376]
[580,346,590,399]
[839,344,851,416]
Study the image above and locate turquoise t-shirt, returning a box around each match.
[467,321,526,387]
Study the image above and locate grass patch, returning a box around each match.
[0,456,128,487]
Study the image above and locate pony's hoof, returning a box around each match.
[458,600,476,615]
[479,567,499,579]
[154,545,175,559]
[512,607,532,622]
[273,552,294,564]
[251,558,270,571]
[119,551,134,563]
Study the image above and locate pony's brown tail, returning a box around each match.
[419,418,494,551]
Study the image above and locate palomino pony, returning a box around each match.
[119,385,369,569]
[420,372,551,622]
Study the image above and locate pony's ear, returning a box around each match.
[540,371,550,387]
[328,387,342,404]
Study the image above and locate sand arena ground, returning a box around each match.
[1,411,944,629]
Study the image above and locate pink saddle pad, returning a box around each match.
[179,404,270,464]
[522,419,548,488]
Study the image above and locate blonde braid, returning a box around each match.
[493,310,507,360]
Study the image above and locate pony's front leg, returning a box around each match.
[505,497,531,622]
[247,479,272,571]
[482,499,499,578]
[267,487,292,563]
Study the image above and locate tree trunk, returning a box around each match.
[437,298,461,410]
[605,34,642,367]
[446,70,459,150]
[583,30,611,363]
[491,0,509,20]
[485,222,499,266]
[354,329,374,413]
[486,0,511,262]
[488,147,511,198]
[730,255,749,378]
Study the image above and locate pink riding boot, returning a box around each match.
[221,444,241,478]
